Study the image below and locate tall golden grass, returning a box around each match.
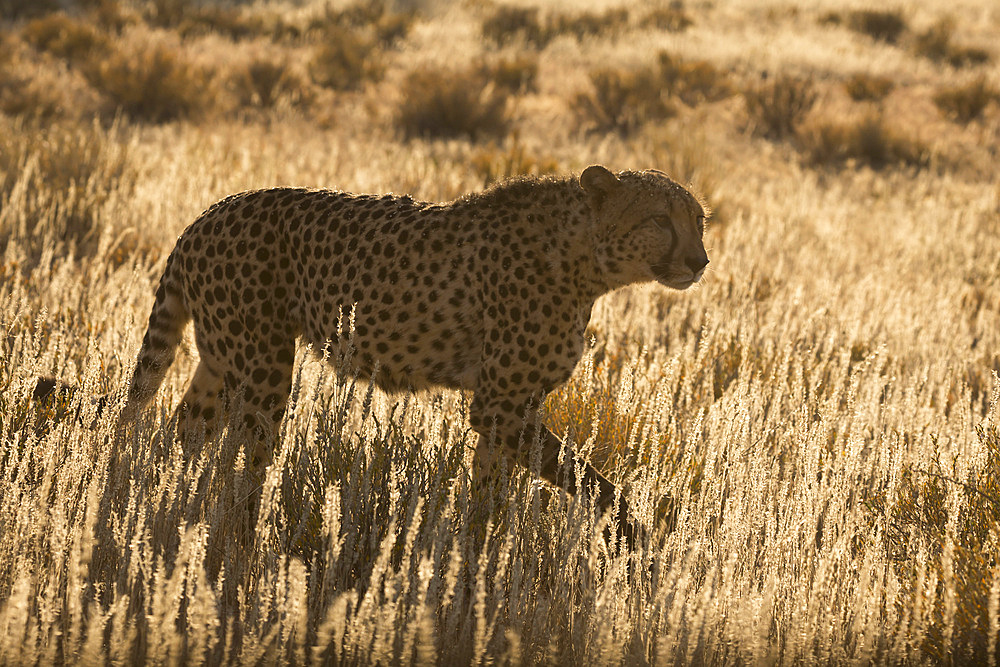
[1,0,999,663]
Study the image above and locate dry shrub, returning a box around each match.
[0,70,67,120]
[575,52,730,136]
[657,52,733,106]
[481,6,549,48]
[479,55,538,95]
[372,12,412,47]
[801,112,930,169]
[0,29,12,62]
[0,117,136,260]
[644,6,693,32]
[914,17,992,67]
[933,76,998,124]
[306,1,414,50]
[576,67,676,135]
[0,32,104,121]
[82,39,218,123]
[396,66,511,141]
[142,0,271,38]
[846,9,908,44]
[482,6,629,47]
[0,34,15,96]
[141,0,191,28]
[308,25,383,91]
[0,0,61,20]
[332,1,415,47]
[944,44,992,67]
[867,424,1000,663]
[470,135,559,187]
[743,75,817,138]
[22,12,111,61]
[176,6,271,41]
[818,10,843,27]
[914,17,956,61]
[84,0,139,34]
[845,72,894,101]
[231,58,310,110]
[1,35,31,113]
[549,8,630,41]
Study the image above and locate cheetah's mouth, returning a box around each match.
[651,262,697,290]
[659,276,696,290]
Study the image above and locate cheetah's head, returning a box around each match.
[581,165,709,291]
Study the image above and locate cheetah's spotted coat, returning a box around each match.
[122,165,708,546]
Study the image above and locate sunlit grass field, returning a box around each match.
[1,0,999,663]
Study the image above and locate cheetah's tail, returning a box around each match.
[32,375,110,422]
[122,251,191,420]
[31,253,189,426]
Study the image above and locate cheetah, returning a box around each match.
[40,165,708,548]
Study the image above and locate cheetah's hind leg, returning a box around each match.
[208,335,296,541]
[472,431,503,488]
[172,359,224,457]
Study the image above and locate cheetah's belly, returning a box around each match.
[307,313,481,395]
[299,277,483,394]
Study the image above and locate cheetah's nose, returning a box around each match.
[685,256,709,274]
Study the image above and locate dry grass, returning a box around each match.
[470,135,560,187]
[2,0,1000,664]
[0,116,137,261]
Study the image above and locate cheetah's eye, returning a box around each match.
[696,215,705,235]
[649,215,673,231]
[645,216,677,248]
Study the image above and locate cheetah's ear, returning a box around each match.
[580,165,619,206]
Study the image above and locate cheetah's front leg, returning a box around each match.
[469,393,642,551]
